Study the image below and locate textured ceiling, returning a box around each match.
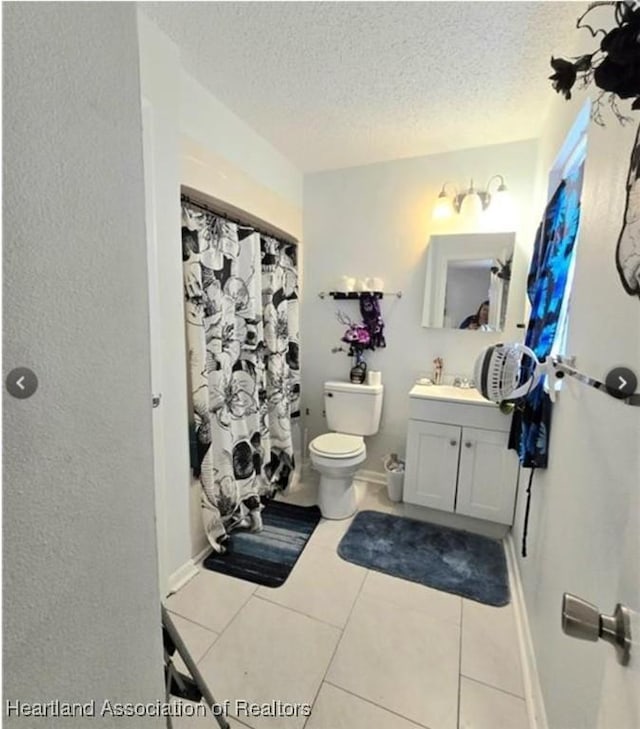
[142,1,581,172]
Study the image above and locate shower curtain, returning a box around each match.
[508,165,582,557]
[182,201,300,552]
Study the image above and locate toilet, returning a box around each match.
[309,381,384,519]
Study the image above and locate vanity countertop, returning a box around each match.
[409,384,497,407]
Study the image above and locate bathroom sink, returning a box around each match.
[409,384,496,406]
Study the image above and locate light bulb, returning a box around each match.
[490,186,512,219]
[432,191,454,220]
[460,188,483,219]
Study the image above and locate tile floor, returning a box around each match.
[167,481,530,729]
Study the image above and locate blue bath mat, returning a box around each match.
[203,501,321,588]
[338,511,509,606]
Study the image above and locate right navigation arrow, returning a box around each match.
[605,367,637,399]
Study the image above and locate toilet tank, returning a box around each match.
[324,381,384,436]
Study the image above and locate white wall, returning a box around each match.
[512,101,640,727]
[137,13,303,564]
[180,72,302,210]
[302,139,539,470]
[4,4,165,723]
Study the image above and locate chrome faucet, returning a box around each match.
[453,376,473,389]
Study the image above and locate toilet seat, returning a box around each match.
[309,433,364,459]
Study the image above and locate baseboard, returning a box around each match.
[401,503,509,540]
[191,542,212,566]
[505,534,548,729]
[167,558,200,597]
[304,463,386,487]
[356,468,386,485]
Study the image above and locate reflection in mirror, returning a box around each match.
[422,232,515,331]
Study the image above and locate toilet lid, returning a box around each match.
[311,433,364,457]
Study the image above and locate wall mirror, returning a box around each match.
[422,232,516,331]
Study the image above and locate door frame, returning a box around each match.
[141,97,169,596]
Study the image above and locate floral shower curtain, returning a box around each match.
[182,200,300,552]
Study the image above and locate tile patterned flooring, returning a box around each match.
[167,481,530,729]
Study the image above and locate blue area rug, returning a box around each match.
[203,501,321,588]
[338,510,510,606]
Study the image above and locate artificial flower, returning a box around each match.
[549,57,577,100]
[549,2,640,124]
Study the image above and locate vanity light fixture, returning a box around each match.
[432,175,511,219]
[432,184,457,220]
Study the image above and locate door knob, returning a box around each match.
[449,439,457,446]
[562,593,632,665]
[465,441,473,448]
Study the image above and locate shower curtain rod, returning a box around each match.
[181,193,298,245]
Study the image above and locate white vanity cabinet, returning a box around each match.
[404,386,519,525]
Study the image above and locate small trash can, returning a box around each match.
[383,454,405,503]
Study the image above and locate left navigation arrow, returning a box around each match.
[6,368,38,399]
